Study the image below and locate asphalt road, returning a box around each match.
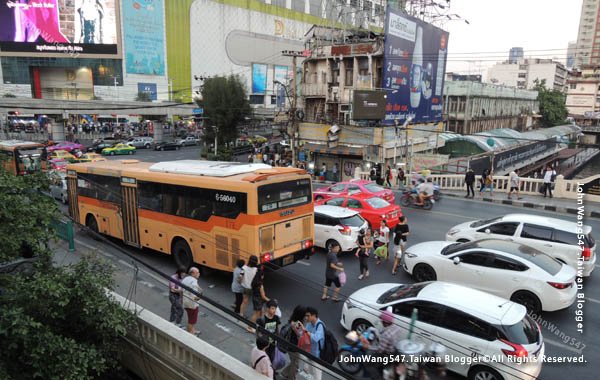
[66,147,599,380]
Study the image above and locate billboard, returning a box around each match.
[382,6,449,124]
[137,82,157,101]
[252,63,267,94]
[123,0,165,75]
[0,0,118,55]
[352,90,387,120]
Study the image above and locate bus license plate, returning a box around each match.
[283,255,294,266]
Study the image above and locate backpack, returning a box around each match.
[316,321,338,364]
[278,323,295,353]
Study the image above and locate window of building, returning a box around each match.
[345,60,354,86]
[249,95,265,105]
[271,95,277,105]
[517,81,526,88]
[569,83,577,89]
[519,65,527,70]
[518,73,526,78]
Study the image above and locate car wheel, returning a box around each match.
[145,144,151,149]
[468,365,504,380]
[326,239,340,252]
[510,291,542,314]
[176,146,180,150]
[413,263,437,282]
[172,239,193,269]
[110,151,115,156]
[128,150,133,155]
[160,147,164,151]
[351,319,372,335]
[337,349,362,374]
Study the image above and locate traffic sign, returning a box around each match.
[193,108,204,115]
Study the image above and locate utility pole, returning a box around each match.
[168,78,173,102]
[282,50,305,167]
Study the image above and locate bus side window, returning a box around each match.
[138,182,162,212]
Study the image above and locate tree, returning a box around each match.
[198,75,250,147]
[533,79,568,127]
[135,91,152,102]
[0,166,133,379]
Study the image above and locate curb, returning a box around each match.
[443,193,599,220]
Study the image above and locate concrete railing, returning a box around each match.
[355,171,600,203]
[111,292,268,380]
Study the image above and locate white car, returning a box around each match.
[126,136,154,149]
[178,136,199,146]
[314,205,368,252]
[403,239,577,313]
[341,281,544,380]
[446,213,596,277]
[49,171,68,204]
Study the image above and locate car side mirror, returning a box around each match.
[453,257,461,265]
[485,228,491,234]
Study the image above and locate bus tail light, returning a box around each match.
[261,252,273,263]
[302,239,313,250]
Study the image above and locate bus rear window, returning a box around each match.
[258,179,311,213]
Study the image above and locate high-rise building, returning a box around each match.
[487,59,567,91]
[574,0,600,67]
[509,47,524,64]
[567,41,578,69]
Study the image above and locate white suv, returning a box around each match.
[314,205,368,252]
[446,213,596,276]
[341,281,544,380]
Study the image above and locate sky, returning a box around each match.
[441,0,583,76]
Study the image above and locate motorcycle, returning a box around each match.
[400,189,434,210]
[337,328,380,374]
[383,340,448,380]
[433,184,441,201]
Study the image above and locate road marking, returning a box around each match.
[543,337,584,354]
[138,281,155,289]
[118,259,134,269]
[215,322,232,334]
[585,297,600,304]
[296,260,311,266]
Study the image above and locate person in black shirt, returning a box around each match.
[464,168,475,198]
[257,299,281,364]
[392,216,410,275]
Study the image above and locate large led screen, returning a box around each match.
[382,6,449,124]
[0,0,118,55]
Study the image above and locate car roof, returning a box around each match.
[314,205,360,218]
[417,282,526,325]
[499,213,592,234]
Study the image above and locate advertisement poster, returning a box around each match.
[137,82,157,100]
[382,6,449,124]
[274,65,288,107]
[0,0,118,55]
[252,63,267,94]
[123,0,165,75]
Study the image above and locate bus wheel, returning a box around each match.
[85,214,100,241]
[172,239,193,269]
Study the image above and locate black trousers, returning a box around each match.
[466,182,474,196]
[544,183,553,197]
[359,256,369,274]
[233,292,243,313]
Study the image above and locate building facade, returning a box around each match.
[567,41,578,69]
[509,47,524,64]
[566,66,600,116]
[443,81,538,135]
[575,0,600,68]
[487,58,567,91]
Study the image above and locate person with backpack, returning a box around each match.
[250,336,274,378]
[280,305,307,380]
[299,307,325,380]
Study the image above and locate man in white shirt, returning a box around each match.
[415,178,434,206]
[508,170,522,200]
[542,166,555,198]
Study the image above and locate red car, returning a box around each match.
[313,180,395,203]
[316,193,402,230]
[46,141,84,153]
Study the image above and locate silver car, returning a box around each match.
[126,136,154,149]
[49,173,68,204]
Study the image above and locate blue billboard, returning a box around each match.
[382,6,449,124]
[138,83,158,101]
[252,63,268,94]
[123,0,166,75]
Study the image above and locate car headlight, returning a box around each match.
[447,229,459,236]
[345,299,358,310]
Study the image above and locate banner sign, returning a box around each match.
[0,0,118,55]
[137,82,157,100]
[124,0,165,75]
[382,6,449,124]
[252,63,267,94]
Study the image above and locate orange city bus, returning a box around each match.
[66,160,314,271]
[0,140,47,175]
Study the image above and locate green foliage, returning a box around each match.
[0,166,133,379]
[0,255,133,380]
[533,79,568,127]
[207,147,233,161]
[135,91,152,102]
[199,75,250,147]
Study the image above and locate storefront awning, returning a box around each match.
[301,143,364,157]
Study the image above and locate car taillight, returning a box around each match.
[582,247,591,261]
[261,252,273,263]
[500,339,528,358]
[338,226,352,236]
[301,239,313,249]
[547,281,572,289]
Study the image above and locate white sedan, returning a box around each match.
[403,239,576,313]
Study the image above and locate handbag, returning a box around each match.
[272,346,287,370]
[338,271,347,286]
[298,331,312,352]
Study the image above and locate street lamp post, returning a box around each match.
[212,125,218,156]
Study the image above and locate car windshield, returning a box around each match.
[366,197,390,209]
[498,315,539,345]
[376,283,430,304]
[364,183,385,193]
[339,214,366,227]
[441,242,474,255]
[470,216,503,228]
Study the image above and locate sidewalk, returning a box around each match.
[438,190,599,219]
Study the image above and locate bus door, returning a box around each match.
[120,177,140,247]
[67,171,79,222]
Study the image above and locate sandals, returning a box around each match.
[321,296,330,301]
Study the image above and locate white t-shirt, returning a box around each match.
[378,226,390,244]
[241,265,258,289]
[182,275,200,309]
